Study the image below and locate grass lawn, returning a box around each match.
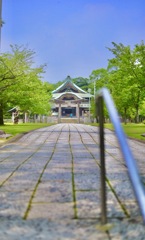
[0,123,55,143]
[121,123,145,141]
[90,123,145,142]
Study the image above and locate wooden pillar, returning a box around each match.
[34,114,36,123]
[76,103,80,123]
[58,103,61,123]
[12,112,15,123]
[24,112,28,123]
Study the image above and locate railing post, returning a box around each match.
[96,88,145,224]
[98,96,107,224]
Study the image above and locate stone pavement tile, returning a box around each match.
[76,190,126,220]
[8,170,40,181]
[106,171,129,181]
[23,162,49,172]
[31,151,53,158]
[76,191,101,219]
[41,168,72,181]
[87,150,100,158]
[0,161,23,170]
[55,142,70,147]
[106,159,126,168]
[106,154,124,163]
[105,152,123,160]
[90,151,100,158]
[138,166,145,175]
[48,161,72,169]
[0,170,16,184]
[106,152,121,159]
[109,218,145,240]
[33,181,72,203]
[28,202,74,220]
[39,143,55,152]
[0,124,145,239]
[73,161,98,168]
[39,144,55,149]
[85,142,99,147]
[73,157,96,163]
[73,152,92,158]
[8,152,24,161]
[3,179,37,192]
[0,218,109,240]
[54,151,71,156]
[1,144,22,151]
[0,188,32,201]
[105,144,119,149]
[0,190,30,218]
[0,152,13,160]
[140,175,145,185]
[72,151,90,156]
[0,202,28,219]
[107,191,126,218]
[27,155,51,164]
[108,179,135,201]
[10,148,37,160]
[56,140,70,145]
[74,173,100,190]
[54,148,70,153]
[123,200,140,217]
[16,164,44,174]
[52,152,72,157]
[73,163,99,174]
[51,155,72,160]
[71,144,86,148]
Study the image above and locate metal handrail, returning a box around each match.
[96,88,145,224]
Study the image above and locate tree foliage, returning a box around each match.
[0,45,51,125]
[90,41,145,123]
[72,77,90,91]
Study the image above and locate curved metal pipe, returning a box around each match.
[96,88,145,223]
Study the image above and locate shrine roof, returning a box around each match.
[52,76,87,94]
[52,92,82,100]
[52,92,91,100]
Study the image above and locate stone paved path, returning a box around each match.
[0,123,145,239]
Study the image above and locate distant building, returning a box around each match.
[51,76,92,123]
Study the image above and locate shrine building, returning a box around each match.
[51,76,92,123]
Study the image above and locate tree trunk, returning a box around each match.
[135,105,139,123]
[135,92,140,123]
[124,108,127,125]
[0,103,4,125]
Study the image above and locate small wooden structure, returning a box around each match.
[8,107,19,124]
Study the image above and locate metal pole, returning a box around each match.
[77,102,80,123]
[94,79,95,100]
[96,88,145,223]
[89,95,90,122]
[98,96,107,224]
[0,0,2,48]
[88,88,91,122]
[58,103,61,123]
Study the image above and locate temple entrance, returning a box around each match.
[51,76,92,123]
[62,107,76,117]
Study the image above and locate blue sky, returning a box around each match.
[2,0,145,83]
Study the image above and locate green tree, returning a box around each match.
[89,68,109,121]
[72,77,90,91]
[107,41,145,122]
[90,68,109,93]
[0,45,50,124]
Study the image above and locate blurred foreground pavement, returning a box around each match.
[0,123,145,240]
